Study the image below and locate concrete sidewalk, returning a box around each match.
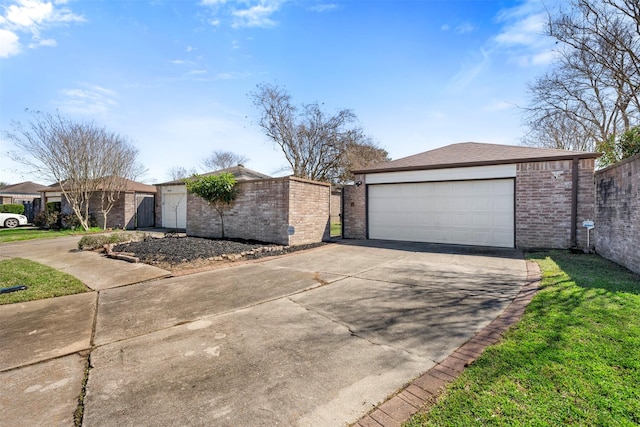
[0,238,530,427]
[0,235,171,290]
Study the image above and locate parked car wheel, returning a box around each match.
[4,218,19,228]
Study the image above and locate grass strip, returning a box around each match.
[405,250,640,427]
[0,227,103,243]
[0,258,88,304]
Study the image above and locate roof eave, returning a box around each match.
[354,153,602,175]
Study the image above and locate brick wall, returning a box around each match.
[288,178,331,245]
[342,173,367,239]
[187,177,330,246]
[516,158,595,249]
[88,192,140,229]
[594,155,640,274]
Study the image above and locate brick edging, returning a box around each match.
[352,260,542,427]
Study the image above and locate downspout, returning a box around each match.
[571,157,579,248]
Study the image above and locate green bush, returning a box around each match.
[46,201,61,213]
[33,211,60,229]
[61,213,82,230]
[0,204,25,215]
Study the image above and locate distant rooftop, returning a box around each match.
[0,181,50,194]
[157,165,271,185]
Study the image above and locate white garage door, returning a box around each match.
[368,179,514,248]
[161,186,187,229]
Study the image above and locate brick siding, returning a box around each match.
[516,158,595,249]
[342,174,367,239]
[594,155,640,274]
[187,177,330,246]
[62,191,153,229]
[343,162,596,250]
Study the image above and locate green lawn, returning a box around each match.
[0,258,88,304]
[0,227,102,243]
[405,250,640,427]
[330,221,341,237]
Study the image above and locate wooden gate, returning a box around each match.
[135,195,155,228]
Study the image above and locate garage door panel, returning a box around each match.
[368,179,514,248]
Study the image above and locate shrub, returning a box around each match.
[61,213,82,230]
[78,232,146,250]
[46,201,61,213]
[33,210,60,229]
[0,204,25,215]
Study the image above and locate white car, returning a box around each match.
[0,213,28,228]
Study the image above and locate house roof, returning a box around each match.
[355,142,602,174]
[0,181,50,195]
[156,165,271,185]
[45,178,156,193]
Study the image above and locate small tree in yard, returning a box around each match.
[5,111,144,231]
[185,173,238,238]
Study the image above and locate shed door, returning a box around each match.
[368,179,514,248]
[135,195,155,228]
[161,186,187,229]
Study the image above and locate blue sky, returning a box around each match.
[0,0,558,184]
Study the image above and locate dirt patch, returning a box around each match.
[113,235,326,272]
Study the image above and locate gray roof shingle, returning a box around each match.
[356,142,601,173]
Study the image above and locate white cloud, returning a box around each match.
[56,84,118,117]
[310,3,338,13]
[447,48,490,93]
[0,29,21,57]
[483,100,516,112]
[455,22,476,34]
[214,71,249,80]
[4,0,53,27]
[199,0,284,29]
[232,3,280,28]
[0,0,84,57]
[492,0,558,67]
[29,37,55,48]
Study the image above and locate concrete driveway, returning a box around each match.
[0,238,528,427]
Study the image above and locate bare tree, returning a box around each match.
[167,166,198,181]
[6,111,144,230]
[334,136,390,184]
[251,83,371,182]
[523,0,640,158]
[202,151,249,171]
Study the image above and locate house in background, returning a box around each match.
[0,181,50,221]
[344,142,601,249]
[155,165,271,230]
[41,178,157,229]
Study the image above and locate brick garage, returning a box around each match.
[187,176,330,246]
[594,154,640,274]
[343,142,600,249]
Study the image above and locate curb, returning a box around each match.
[352,260,542,427]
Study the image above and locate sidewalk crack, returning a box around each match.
[287,297,428,361]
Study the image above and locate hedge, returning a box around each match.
[0,204,25,215]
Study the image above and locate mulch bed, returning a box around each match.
[113,235,325,271]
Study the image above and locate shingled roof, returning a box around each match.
[0,181,50,194]
[356,142,601,174]
[45,178,156,193]
[157,165,271,185]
